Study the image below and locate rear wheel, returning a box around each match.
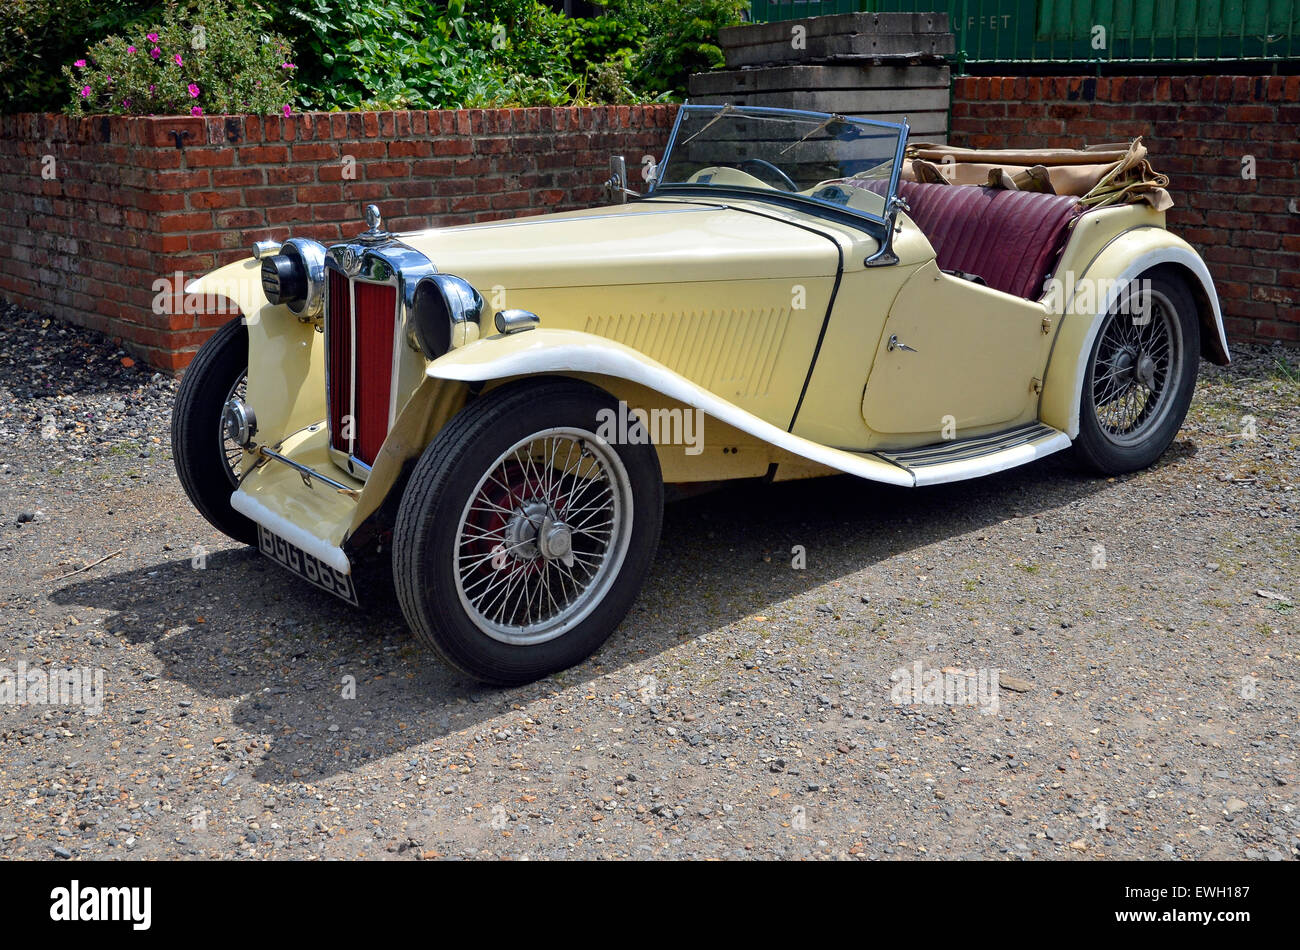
[171,317,258,544]
[393,378,664,685]
[1073,271,1200,474]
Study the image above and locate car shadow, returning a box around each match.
[51,449,1119,783]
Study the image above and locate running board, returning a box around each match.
[872,423,1072,487]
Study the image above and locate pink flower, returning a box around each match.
[148,84,155,94]
[173,53,183,66]
[80,86,90,98]
[146,33,158,42]
[150,47,160,60]
[281,62,295,69]
[282,104,291,117]
[74,59,86,68]
[191,105,203,116]
[123,98,131,108]
[187,83,200,98]
[127,45,136,53]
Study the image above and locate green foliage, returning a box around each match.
[616,0,747,98]
[276,0,551,110]
[25,0,742,114]
[64,0,295,116]
[273,0,732,109]
[1,0,158,113]
[561,13,646,74]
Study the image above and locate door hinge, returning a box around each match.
[1041,316,1052,334]
[1030,377,1043,395]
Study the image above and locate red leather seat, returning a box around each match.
[859,180,1082,300]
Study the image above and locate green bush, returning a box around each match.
[618,0,747,98]
[277,0,608,110]
[1,0,158,113]
[35,0,740,115]
[63,0,297,116]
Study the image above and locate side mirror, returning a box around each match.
[604,155,637,204]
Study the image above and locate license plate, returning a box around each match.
[257,525,358,605]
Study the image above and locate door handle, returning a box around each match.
[888,334,918,353]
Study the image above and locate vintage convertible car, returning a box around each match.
[173,105,1229,684]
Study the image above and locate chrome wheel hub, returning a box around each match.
[500,501,577,567]
[538,517,575,566]
[503,500,549,560]
[1135,352,1157,390]
[219,372,250,482]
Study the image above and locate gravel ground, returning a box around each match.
[0,300,1296,861]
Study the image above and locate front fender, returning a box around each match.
[1040,231,1229,438]
[185,258,324,443]
[426,328,916,487]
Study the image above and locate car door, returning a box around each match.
[861,260,1056,440]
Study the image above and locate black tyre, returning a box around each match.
[1073,270,1200,475]
[393,378,663,685]
[170,316,258,544]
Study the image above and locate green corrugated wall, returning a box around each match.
[747,1,1299,64]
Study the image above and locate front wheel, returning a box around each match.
[392,378,664,685]
[1073,270,1200,475]
[171,317,258,544]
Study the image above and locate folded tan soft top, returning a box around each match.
[902,138,1173,212]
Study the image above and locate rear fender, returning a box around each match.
[1040,232,1228,438]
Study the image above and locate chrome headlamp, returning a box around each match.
[259,237,327,316]
[409,275,484,359]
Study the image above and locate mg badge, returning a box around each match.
[337,246,362,276]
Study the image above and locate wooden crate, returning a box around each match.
[718,12,954,68]
[687,64,952,142]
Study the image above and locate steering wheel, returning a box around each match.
[737,158,798,192]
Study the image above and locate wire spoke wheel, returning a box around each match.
[453,427,634,647]
[394,378,663,684]
[220,371,248,482]
[1088,287,1184,449]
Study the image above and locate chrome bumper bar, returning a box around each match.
[254,446,360,497]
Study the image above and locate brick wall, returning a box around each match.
[0,106,678,370]
[4,87,1293,369]
[950,76,1300,345]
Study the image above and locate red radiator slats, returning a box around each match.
[351,281,396,467]
[326,272,395,469]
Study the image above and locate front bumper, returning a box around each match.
[230,423,362,574]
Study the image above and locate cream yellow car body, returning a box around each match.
[185,174,1226,578]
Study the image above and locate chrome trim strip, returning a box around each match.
[877,423,1057,466]
[903,431,1072,487]
[388,284,402,431]
[348,278,357,459]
